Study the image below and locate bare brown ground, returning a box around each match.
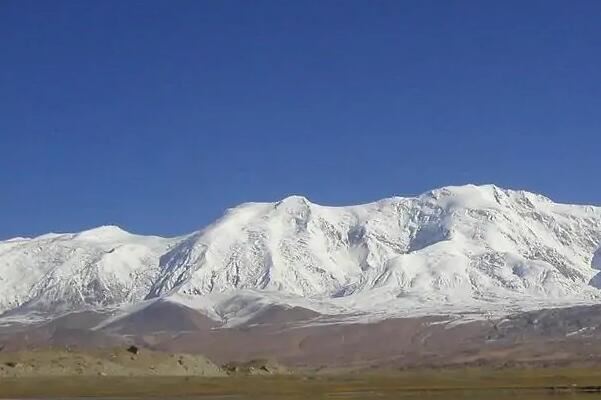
[4,303,601,371]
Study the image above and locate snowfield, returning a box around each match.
[1,184,601,324]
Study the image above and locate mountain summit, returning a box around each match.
[1,184,600,322]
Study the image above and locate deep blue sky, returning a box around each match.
[1,0,600,239]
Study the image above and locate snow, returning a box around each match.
[0,226,178,313]
[5,237,31,242]
[1,184,601,325]
[73,225,132,241]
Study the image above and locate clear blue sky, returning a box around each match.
[1,0,600,239]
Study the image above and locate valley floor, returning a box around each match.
[2,368,601,399]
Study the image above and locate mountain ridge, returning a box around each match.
[1,184,601,324]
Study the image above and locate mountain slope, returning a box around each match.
[1,185,601,321]
[151,185,601,309]
[0,226,177,313]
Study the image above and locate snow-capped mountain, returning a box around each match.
[0,226,177,313]
[1,184,601,321]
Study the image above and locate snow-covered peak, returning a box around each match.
[4,236,31,242]
[275,195,311,207]
[0,225,177,314]
[420,184,554,210]
[74,225,132,241]
[426,183,502,196]
[421,184,501,210]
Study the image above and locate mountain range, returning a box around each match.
[1,184,600,327]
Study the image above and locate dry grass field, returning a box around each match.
[2,368,601,399]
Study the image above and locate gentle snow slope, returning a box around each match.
[1,185,601,320]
